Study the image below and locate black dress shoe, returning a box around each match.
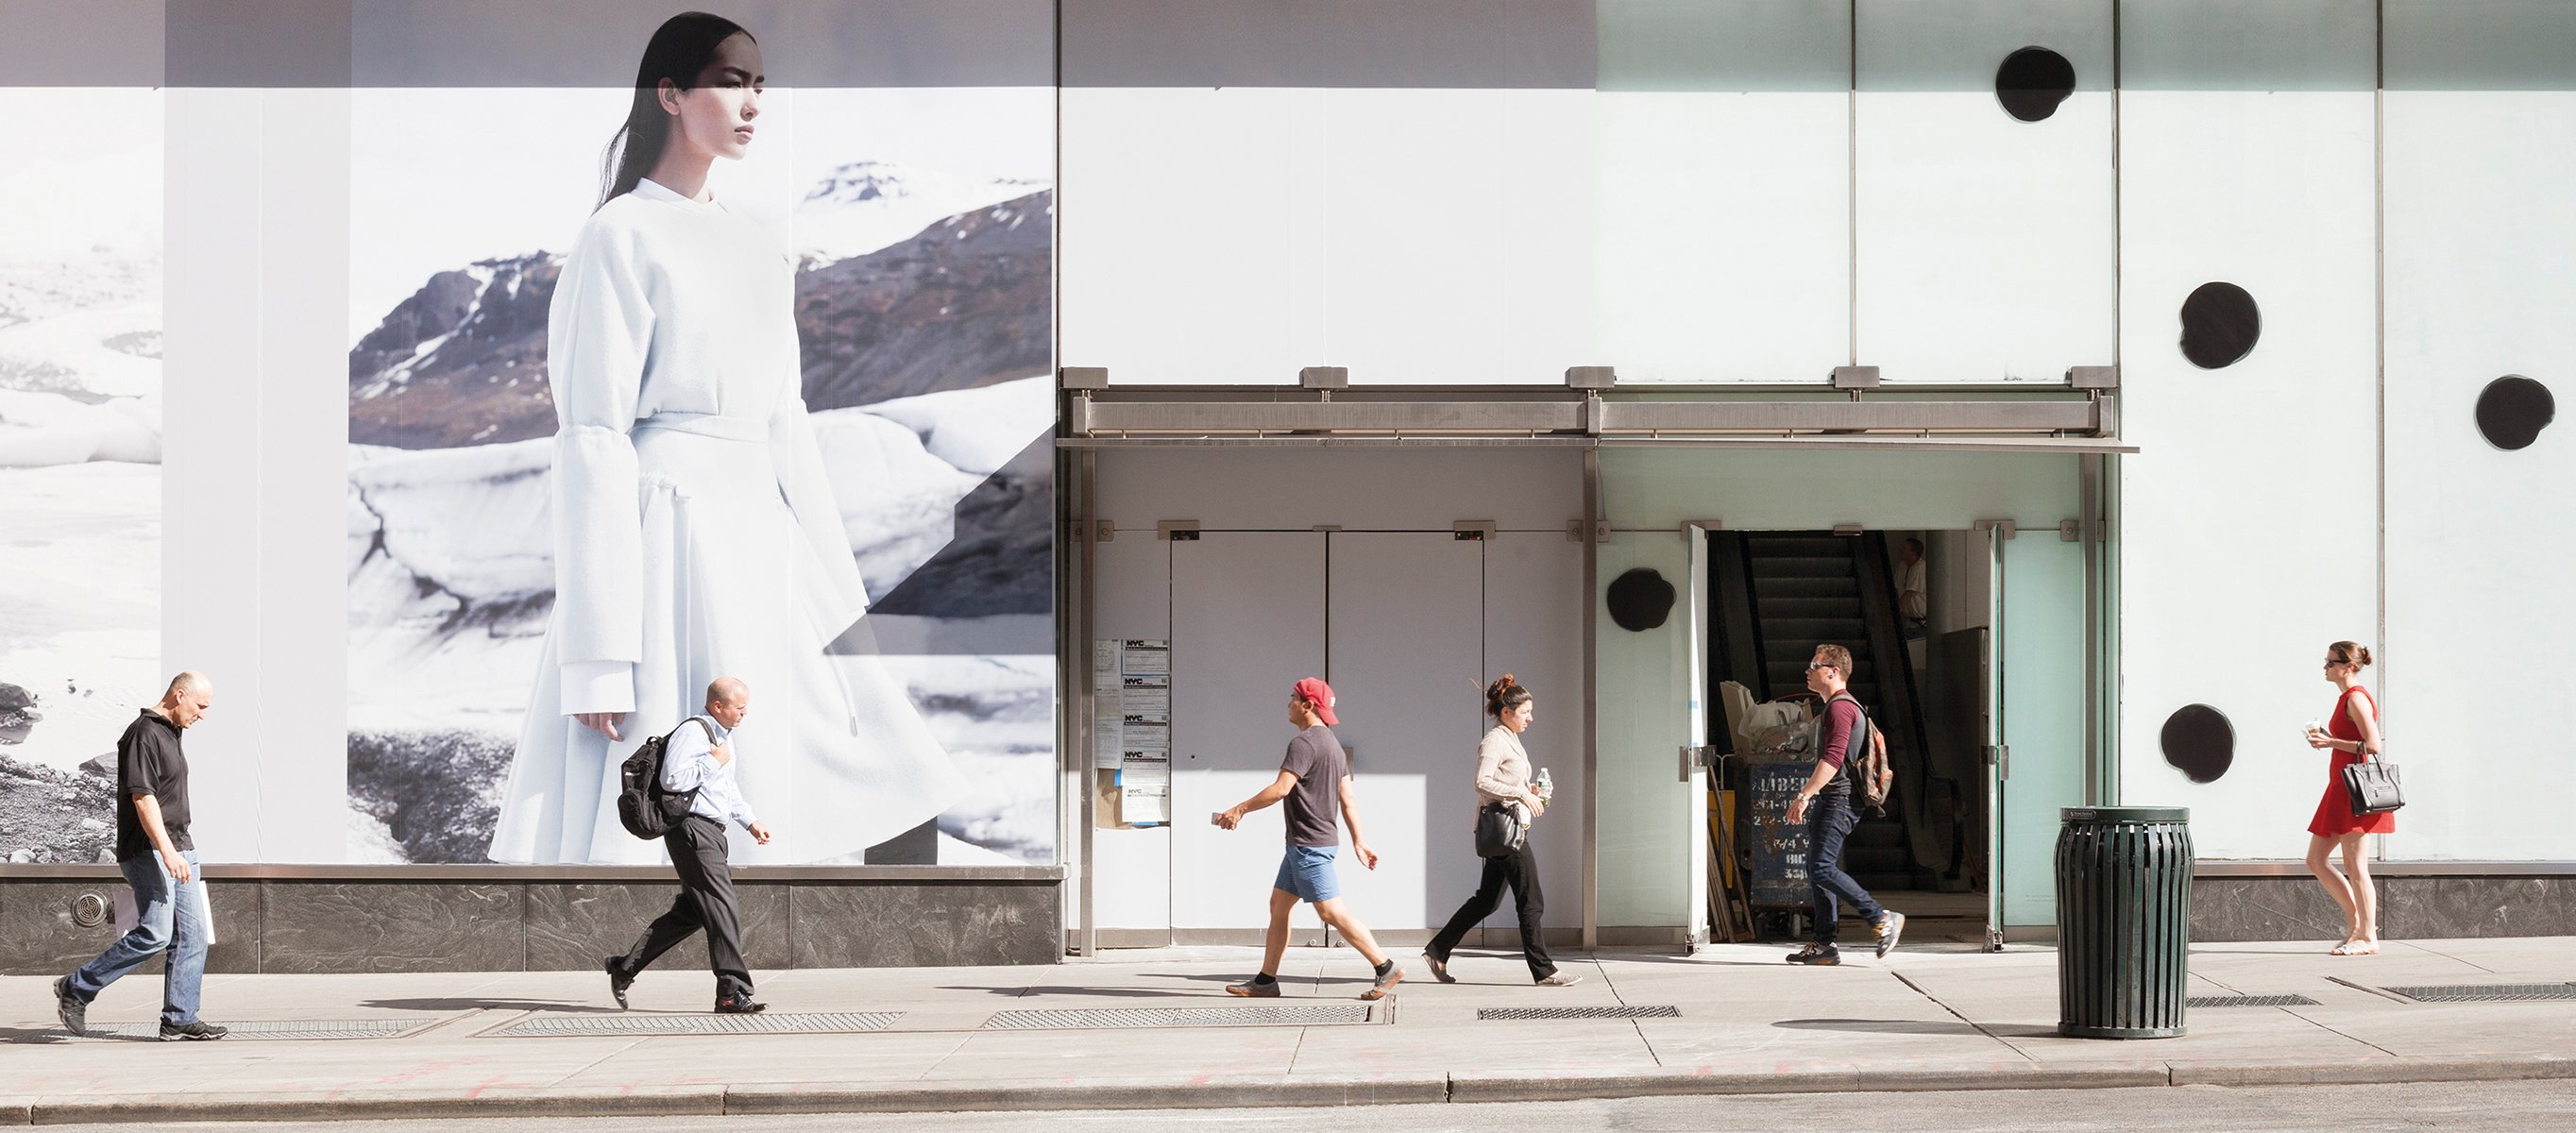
[603,955,633,1010]
[713,995,767,1015]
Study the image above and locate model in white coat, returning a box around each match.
[488,12,971,865]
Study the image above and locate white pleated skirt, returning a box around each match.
[486,419,974,865]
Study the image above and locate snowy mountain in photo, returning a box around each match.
[0,103,163,843]
[348,163,1052,450]
[791,160,1045,267]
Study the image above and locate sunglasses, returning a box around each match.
[1806,661,1839,671]
[2322,657,2349,668]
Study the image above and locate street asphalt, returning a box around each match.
[5,934,2573,1125]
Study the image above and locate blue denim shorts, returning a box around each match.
[1273,844,1341,903]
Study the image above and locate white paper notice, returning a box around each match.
[1119,675,1170,719]
[1119,639,1170,675]
[1091,639,1124,769]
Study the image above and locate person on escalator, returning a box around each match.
[1784,645,1905,965]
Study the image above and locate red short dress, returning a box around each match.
[2308,685,2394,837]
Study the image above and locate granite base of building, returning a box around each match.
[0,868,1061,975]
[2193,871,2576,941]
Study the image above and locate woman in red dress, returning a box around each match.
[2304,641,2389,955]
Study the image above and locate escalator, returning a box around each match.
[1708,531,1959,892]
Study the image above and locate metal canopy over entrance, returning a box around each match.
[1058,370,2134,454]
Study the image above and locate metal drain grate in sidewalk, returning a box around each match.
[2377,983,2576,1004]
[983,1005,1374,1030]
[2186,994,2320,1008]
[1479,1006,1682,1022]
[84,1019,434,1040]
[485,1011,903,1037]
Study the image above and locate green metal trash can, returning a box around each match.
[2055,806,2192,1039]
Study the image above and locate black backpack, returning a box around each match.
[616,718,713,839]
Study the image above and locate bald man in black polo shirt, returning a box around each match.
[54,672,229,1040]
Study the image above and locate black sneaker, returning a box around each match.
[159,1020,229,1041]
[603,955,633,1010]
[1786,942,1841,966]
[713,995,767,1015]
[1225,977,1281,998]
[1874,911,1907,959]
[53,976,85,1036]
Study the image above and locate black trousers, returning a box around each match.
[616,816,752,1000]
[1425,840,1556,981]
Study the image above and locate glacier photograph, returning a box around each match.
[0,88,162,866]
[345,81,1057,867]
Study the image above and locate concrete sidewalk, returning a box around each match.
[5,934,2575,1125]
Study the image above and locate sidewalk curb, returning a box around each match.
[24,1086,727,1126]
[15,1056,2576,1124]
[2166,1054,2576,1088]
[728,1073,1448,1115]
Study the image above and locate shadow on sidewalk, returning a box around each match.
[1774,1018,1984,1036]
[1,1025,150,1044]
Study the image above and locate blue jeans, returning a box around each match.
[1805,791,1882,946]
[67,850,209,1026]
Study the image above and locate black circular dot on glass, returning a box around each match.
[2178,281,2261,369]
[1995,46,2076,122]
[1604,567,1675,633]
[2159,704,2234,785]
[2476,375,2555,451]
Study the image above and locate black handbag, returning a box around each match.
[2343,752,2403,817]
[1474,802,1525,858]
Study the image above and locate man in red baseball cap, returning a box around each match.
[1214,677,1401,1000]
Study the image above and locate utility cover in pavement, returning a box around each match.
[2184,994,2319,1008]
[1478,1006,1682,1021]
[84,1019,437,1040]
[2377,983,2576,1004]
[983,1005,1375,1030]
[484,1011,903,1037]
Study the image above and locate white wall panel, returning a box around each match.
[2382,1,2576,860]
[1592,533,1693,928]
[1062,86,1595,386]
[1087,534,1172,931]
[1320,89,1595,384]
[164,87,352,864]
[1482,533,1585,929]
[1325,533,1483,930]
[1856,0,2115,382]
[1602,448,2081,533]
[1170,533,1326,928]
[2111,0,2378,857]
[1093,448,1581,535]
[1059,87,1329,385]
[1595,0,1851,382]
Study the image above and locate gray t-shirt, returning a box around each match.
[1280,724,1348,848]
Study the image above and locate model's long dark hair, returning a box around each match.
[598,11,753,210]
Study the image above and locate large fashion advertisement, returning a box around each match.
[0,88,163,866]
[344,7,1057,866]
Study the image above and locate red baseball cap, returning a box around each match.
[1292,677,1339,725]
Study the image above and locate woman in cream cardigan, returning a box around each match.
[1421,675,1578,987]
[486,12,969,865]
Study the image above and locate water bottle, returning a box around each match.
[1534,767,1553,801]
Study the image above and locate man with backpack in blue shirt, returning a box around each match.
[605,676,773,1013]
